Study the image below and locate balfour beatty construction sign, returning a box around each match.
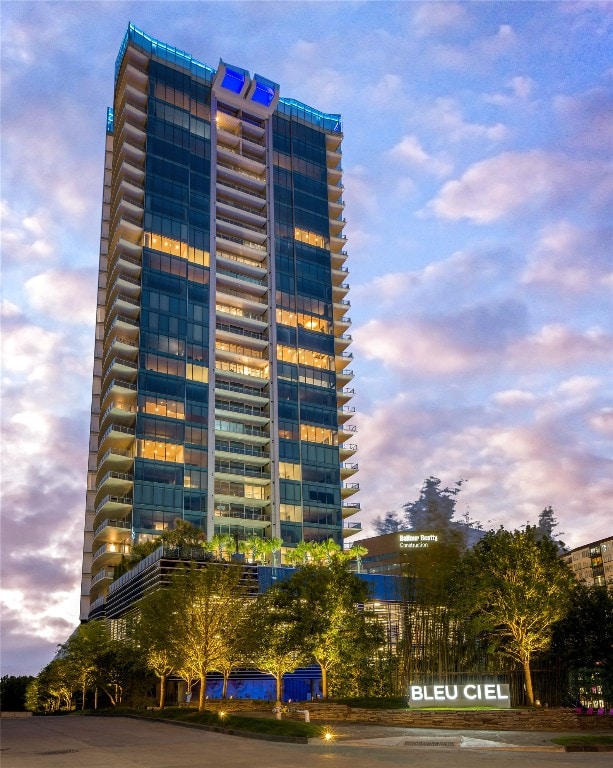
[408,682,511,708]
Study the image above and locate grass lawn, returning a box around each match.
[551,735,613,746]
[97,706,322,739]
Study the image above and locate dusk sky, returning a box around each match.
[1,1,612,677]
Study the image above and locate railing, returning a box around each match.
[217,250,264,269]
[216,267,267,287]
[103,379,137,394]
[217,159,265,183]
[215,360,268,379]
[343,483,360,490]
[216,286,267,305]
[216,304,265,322]
[94,518,132,539]
[99,423,135,444]
[215,400,266,417]
[216,321,266,341]
[217,178,266,200]
[215,461,270,479]
[214,379,265,398]
[215,442,269,458]
[216,233,267,252]
[97,470,134,487]
[216,341,266,360]
[95,495,132,516]
[91,569,115,586]
[93,542,131,560]
[97,447,135,469]
[214,508,270,522]
[214,420,266,437]
[217,214,266,236]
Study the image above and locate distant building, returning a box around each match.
[561,536,613,589]
[355,526,485,575]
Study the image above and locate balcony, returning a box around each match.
[98,423,135,452]
[214,440,270,464]
[337,404,355,424]
[217,199,267,229]
[102,378,137,402]
[333,298,351,320]
[105,292,141,324]
[214,505,270,529]
[337,387,355,406]
[214,420,269,445]
[102,356,138,386]
[214,378,269,405]
[93,517,132,544]
[335,351,353,372]
[334,333,352,352]
[92,542,131,568]
[115,155,145,187]
[103,334,139,362]
[90,568,115,590]
[340,462,358,479]
[342,501,361,518]
[341,482,360,498]
[95,493,132,518]
[97,447,134,475]
[343,521,362,538]
[216,145,266,177]
[339,442,357,461]
[336,369,354,386]
[216,178,267,209]
[217,160,267,195]
[96,470,134,499]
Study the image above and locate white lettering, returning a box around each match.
[464,684,477,700]
[411,686,423,701]
[484,684,496,700]
[423,687,434,701]
[445,685,458,699]
[434,685,445,701]
[496,684,509,700]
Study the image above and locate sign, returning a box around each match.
[408,682,511,709]
[399,532,438,550]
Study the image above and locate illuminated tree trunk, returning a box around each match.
[198,670,207,711]
[522,657,535,706]
[321,665,328,699]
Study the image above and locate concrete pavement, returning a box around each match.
[2,715,611,768]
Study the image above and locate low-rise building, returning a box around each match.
[561,536,613,589]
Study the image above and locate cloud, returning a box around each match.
[387,135,452,177]
[0,200,56,265]
[522,221,613,292]
[412,2,468,37]
[507,324,612,369]
[355,388,613,548]
[428,150,612,223]
[485,75,537,106]
[354,299,529,377]
[424,97,507,142]
[430,24,517,71]
[24,268,97,325]
[554,85,613,153]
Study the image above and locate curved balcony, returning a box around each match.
[340,462,358,479]
[343,521,362,538]
[93,518,132,545]
[342,501,361,518]
[335,351,353,372]
[336,369,354,386]
[337,404,355,424]
[334,334,352,352]
[90,568,115,593]
[336,387,355,406]
[96,470,134,500]
[98,423,135,452]
[102,378,137,402]
[341,482,360,498]
[214,505,270,529]
[103,335,139,363]
[92,542,131,569]
[339,442,357,461]
[97,447,135,475]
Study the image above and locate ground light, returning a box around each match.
[322,727,336,743]
[218,711,227,720]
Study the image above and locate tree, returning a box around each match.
[209,533,235,561]
[536,506,564,548]
[239,534,265,563]
[165,563,245,710]
[61,620,107,710]
[373,510,403,535]
[404,477,466,545]
[550,585,613,706]
[453,527,576,705]
[1,675,35,711]
[244,592,308,704]
[271,559,381,698]
[135,587,180,709]
[92,640,151,707]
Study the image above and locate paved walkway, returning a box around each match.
[2,715,611,768]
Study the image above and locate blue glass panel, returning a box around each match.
[221,68,245,94]
[252,81,275,107]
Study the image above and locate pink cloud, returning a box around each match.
[428,150,611,223]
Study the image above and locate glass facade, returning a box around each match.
[81,25,359,618]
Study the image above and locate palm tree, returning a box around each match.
[210,533,235,561]
[349,543,368,573]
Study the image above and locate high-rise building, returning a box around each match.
[80,24,360,619]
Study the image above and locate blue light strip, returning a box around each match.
[114,23,342,132]
[106,107,114,135]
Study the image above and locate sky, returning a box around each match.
[1,0,612,677]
